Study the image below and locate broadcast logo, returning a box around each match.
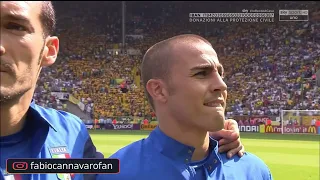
[12,162,28,170]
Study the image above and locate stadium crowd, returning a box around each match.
[33,2,320,123]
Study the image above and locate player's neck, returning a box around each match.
[0,94,31,137]
[158,117,210,161]
[191,133,210,161]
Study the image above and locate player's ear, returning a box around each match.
[40,36,59,67]
[146,79,168,104]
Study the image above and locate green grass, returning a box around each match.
[90,130,320,180]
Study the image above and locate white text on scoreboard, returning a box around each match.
[189,12,275,23]
[279,10,309,21]
[189,13,274,18]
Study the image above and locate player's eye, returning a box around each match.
[218,67,224,79]
[6,22,28,32]
[195,70,209,77]
[219,71,225,79]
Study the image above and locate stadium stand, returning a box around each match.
[34,2,320,125]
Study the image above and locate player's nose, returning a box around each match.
[209,72,227,93]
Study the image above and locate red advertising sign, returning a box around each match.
[233,115,273,126]
[249,116,269,125]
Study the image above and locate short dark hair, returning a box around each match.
[141,34,212,110]
[39,1,56,38]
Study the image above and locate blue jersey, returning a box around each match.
[0,100,103,180]
[97,126,272,180]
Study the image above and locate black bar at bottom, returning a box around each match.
[6,159,119,174]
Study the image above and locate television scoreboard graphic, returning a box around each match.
[189,9,309,23]
[279,10,309,21]
[189,12,275,23]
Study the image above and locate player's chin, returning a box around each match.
[206,115,225,132]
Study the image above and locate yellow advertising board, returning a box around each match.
[259,125,265,133]
[140,124,157,131]
[302,116,320,126]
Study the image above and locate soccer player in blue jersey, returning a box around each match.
[0,2,103,180]
[98,34,273,180]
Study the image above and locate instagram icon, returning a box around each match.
[12,162,28,170]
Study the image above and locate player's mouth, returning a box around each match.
[0,62,14,73]
[203,99,224,108]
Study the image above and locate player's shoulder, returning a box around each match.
[240,152,269,166]
[31,103,83,126]
[99,139,148,180]
[100,142,170,180]
[30,103,86,135]
[221,151,268,168]
[220,152,273,180]
[110,138,146,160]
